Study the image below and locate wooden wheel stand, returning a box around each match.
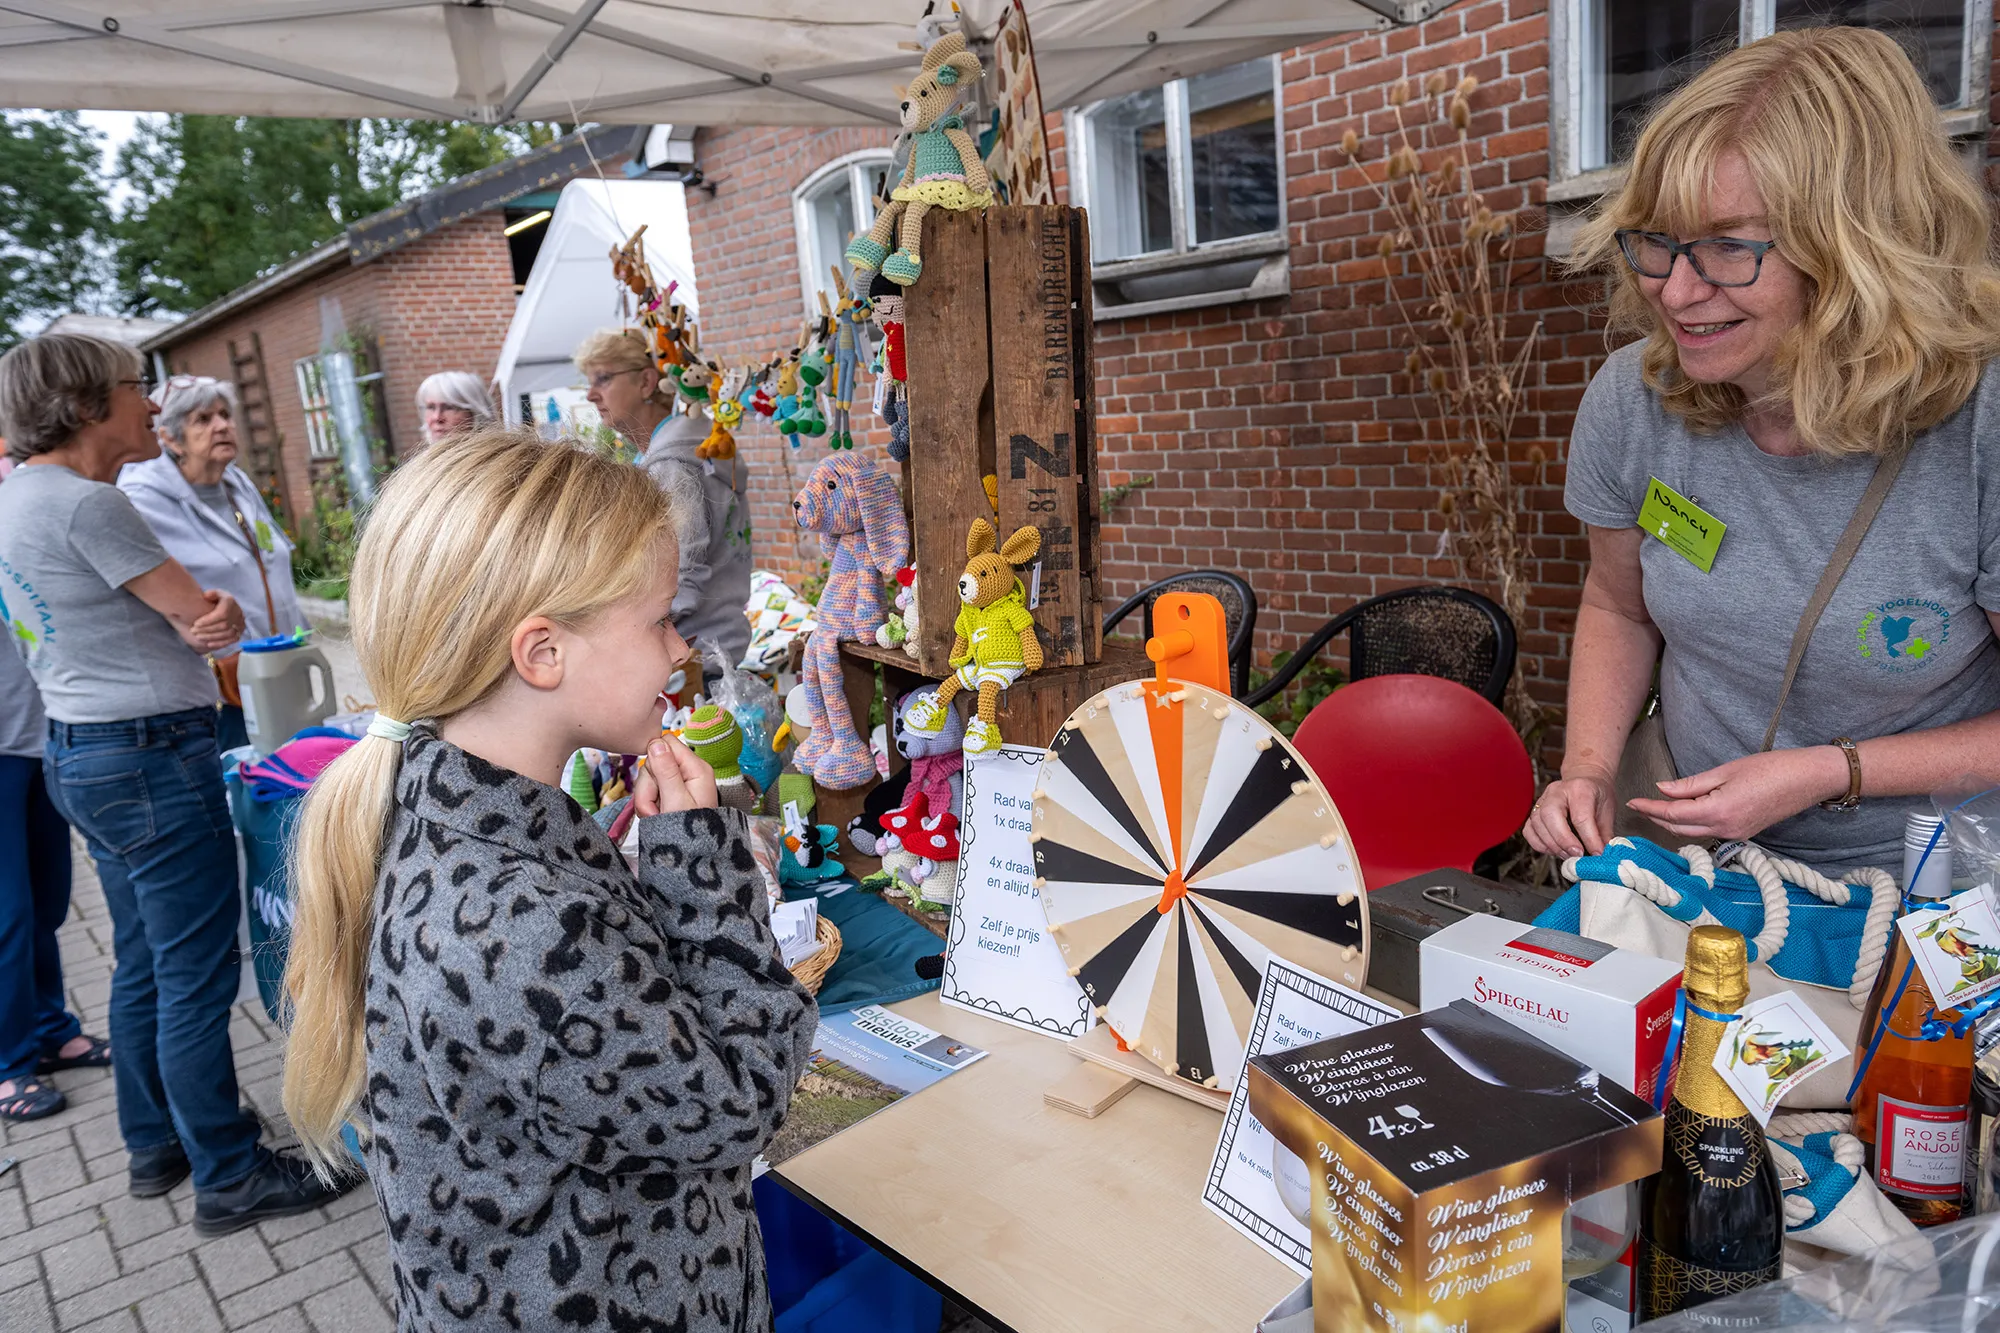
[810,204,1111,935]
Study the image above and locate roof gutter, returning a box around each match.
[139,234,350,354]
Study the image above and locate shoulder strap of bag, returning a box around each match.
[1759,447,1910,752]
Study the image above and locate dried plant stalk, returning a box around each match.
[1342,73,1546,746]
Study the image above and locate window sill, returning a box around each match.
[1089,234,1290,322]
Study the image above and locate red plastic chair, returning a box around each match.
[1291,674,1535,891]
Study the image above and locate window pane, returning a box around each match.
[1085,85,1174,261]
[1187,59,1280,246]
[1773,0,1966,106]
[1597,0,1740,166]
[802,174,856,310]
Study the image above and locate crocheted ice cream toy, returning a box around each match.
[681,704,760,814]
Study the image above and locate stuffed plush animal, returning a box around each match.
[879,790,962,909]
[827,270,870,452]
[681,704,760,814]
[700,390,741,462]
[874,566,918,654]
[792,452,910,787]
[844,28,991,286]
[905,519,1042,758]
[779,802,846,889]
[846,685,965,856]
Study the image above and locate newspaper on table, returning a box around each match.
[760,1004,988,1168]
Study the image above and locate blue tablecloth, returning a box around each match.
[789,884,943,1015]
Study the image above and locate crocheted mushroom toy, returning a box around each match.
[879,789,963,910]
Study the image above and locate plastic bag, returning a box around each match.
[1940,782,2000,889]
[1638,1212,2000,1330]
[704,640,785,797]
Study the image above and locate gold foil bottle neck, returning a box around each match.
[1683,925,1750,1011]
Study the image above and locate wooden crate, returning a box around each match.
[901,205,1102,678]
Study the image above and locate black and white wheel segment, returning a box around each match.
[1031,679,1368,1091]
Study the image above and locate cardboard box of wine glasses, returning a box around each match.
[1245,1001,1663,1333]
[1420,916,1684,1331]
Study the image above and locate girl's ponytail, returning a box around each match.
[280,426,674,1177]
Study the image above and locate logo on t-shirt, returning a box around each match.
[1857,598,1951,673]
[0,555,55,666]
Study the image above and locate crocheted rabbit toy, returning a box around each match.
[827,271,871,451]
[844,28,991,286]
[792,451,910,787]
[905,518,1042,758]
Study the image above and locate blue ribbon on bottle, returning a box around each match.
[1652,988,1743,1110]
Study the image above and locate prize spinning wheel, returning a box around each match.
[1032,678,1369,1091]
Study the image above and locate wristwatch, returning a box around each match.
[1820,737,1862,811]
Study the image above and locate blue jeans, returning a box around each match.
[0,754,82,1086]
[44,709,263,1191]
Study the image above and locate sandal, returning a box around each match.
[37,1035,111,1074]
[0,1077,68,1122]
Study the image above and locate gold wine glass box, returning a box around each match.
[1246,1000,1664,1333]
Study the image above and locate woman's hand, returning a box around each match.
[1625,747,1849,843]
[187,590,243,652]
[632,733,719,816]
[1525,771,1617,859]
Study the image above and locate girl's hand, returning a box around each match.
[1625,747,1848,844]
[633,734,719,816]
[1525,772,1616,859]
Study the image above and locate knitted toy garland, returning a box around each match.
[905,518,1042,758]
[845,23,991,286]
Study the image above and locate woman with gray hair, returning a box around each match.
[0,333,352,1231]
[416,370,494,446]
[120,375,305,753]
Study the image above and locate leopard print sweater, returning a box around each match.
[361,727,818,1332]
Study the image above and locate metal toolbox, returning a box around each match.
[1365,868,1561,1006]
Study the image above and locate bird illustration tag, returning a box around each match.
[1712,991,1849,1126]
[1897,883,2000,1014]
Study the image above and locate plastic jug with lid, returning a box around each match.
[236,631,335,756]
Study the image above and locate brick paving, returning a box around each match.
[0,844,394,1333]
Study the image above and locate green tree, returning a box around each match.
[0,112,110,345]
[114,116,569,315]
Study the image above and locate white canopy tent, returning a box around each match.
[492,175,696,423]
[0,0,1445,126]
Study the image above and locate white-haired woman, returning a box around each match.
[1527,27,2000,870]
[416,371,494,447]
[121,375,304,753]
[575,329,751,681]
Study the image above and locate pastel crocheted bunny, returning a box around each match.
[791,452,910,787]
[844,28,990,286]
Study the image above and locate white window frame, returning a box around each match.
[294,356,339,460]
[791,149,893,317]
[1550,0,1993,186]
[1065,55,1290,322]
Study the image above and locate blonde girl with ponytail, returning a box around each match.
[282,428,816,1333]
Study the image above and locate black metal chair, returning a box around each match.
[1242,585,1515,710]
[1101,570,1259,697]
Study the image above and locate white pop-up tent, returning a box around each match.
[0,0,1446,126]
[492,175,696,423]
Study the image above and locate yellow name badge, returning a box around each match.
[1637,477,1725,573]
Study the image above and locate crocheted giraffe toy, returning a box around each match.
[905,518,1042,758]
[792,452,910,787]
[844,26,990,285]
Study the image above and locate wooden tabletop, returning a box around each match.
[770,993,1301,1333]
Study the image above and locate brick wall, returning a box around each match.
[155,215,518,523]
[688,0,2000,760]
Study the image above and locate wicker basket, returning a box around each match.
[788,917,843,994]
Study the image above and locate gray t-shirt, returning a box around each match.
[190,480,236,526]
[0,464,219,724]
[1566,342,2000,869]
[0,627,45,758]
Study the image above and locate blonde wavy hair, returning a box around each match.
[1570,26,2000,456]
[573,327,673,409]
[281,427,675,1174]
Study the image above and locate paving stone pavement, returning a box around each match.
[0,842,393,1333]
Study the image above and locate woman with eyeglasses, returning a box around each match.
[574,328,752,684]
[0,334,355,1229]
[415,370,494,447]
[1525,27,2000,870]
[120,375,306,752]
